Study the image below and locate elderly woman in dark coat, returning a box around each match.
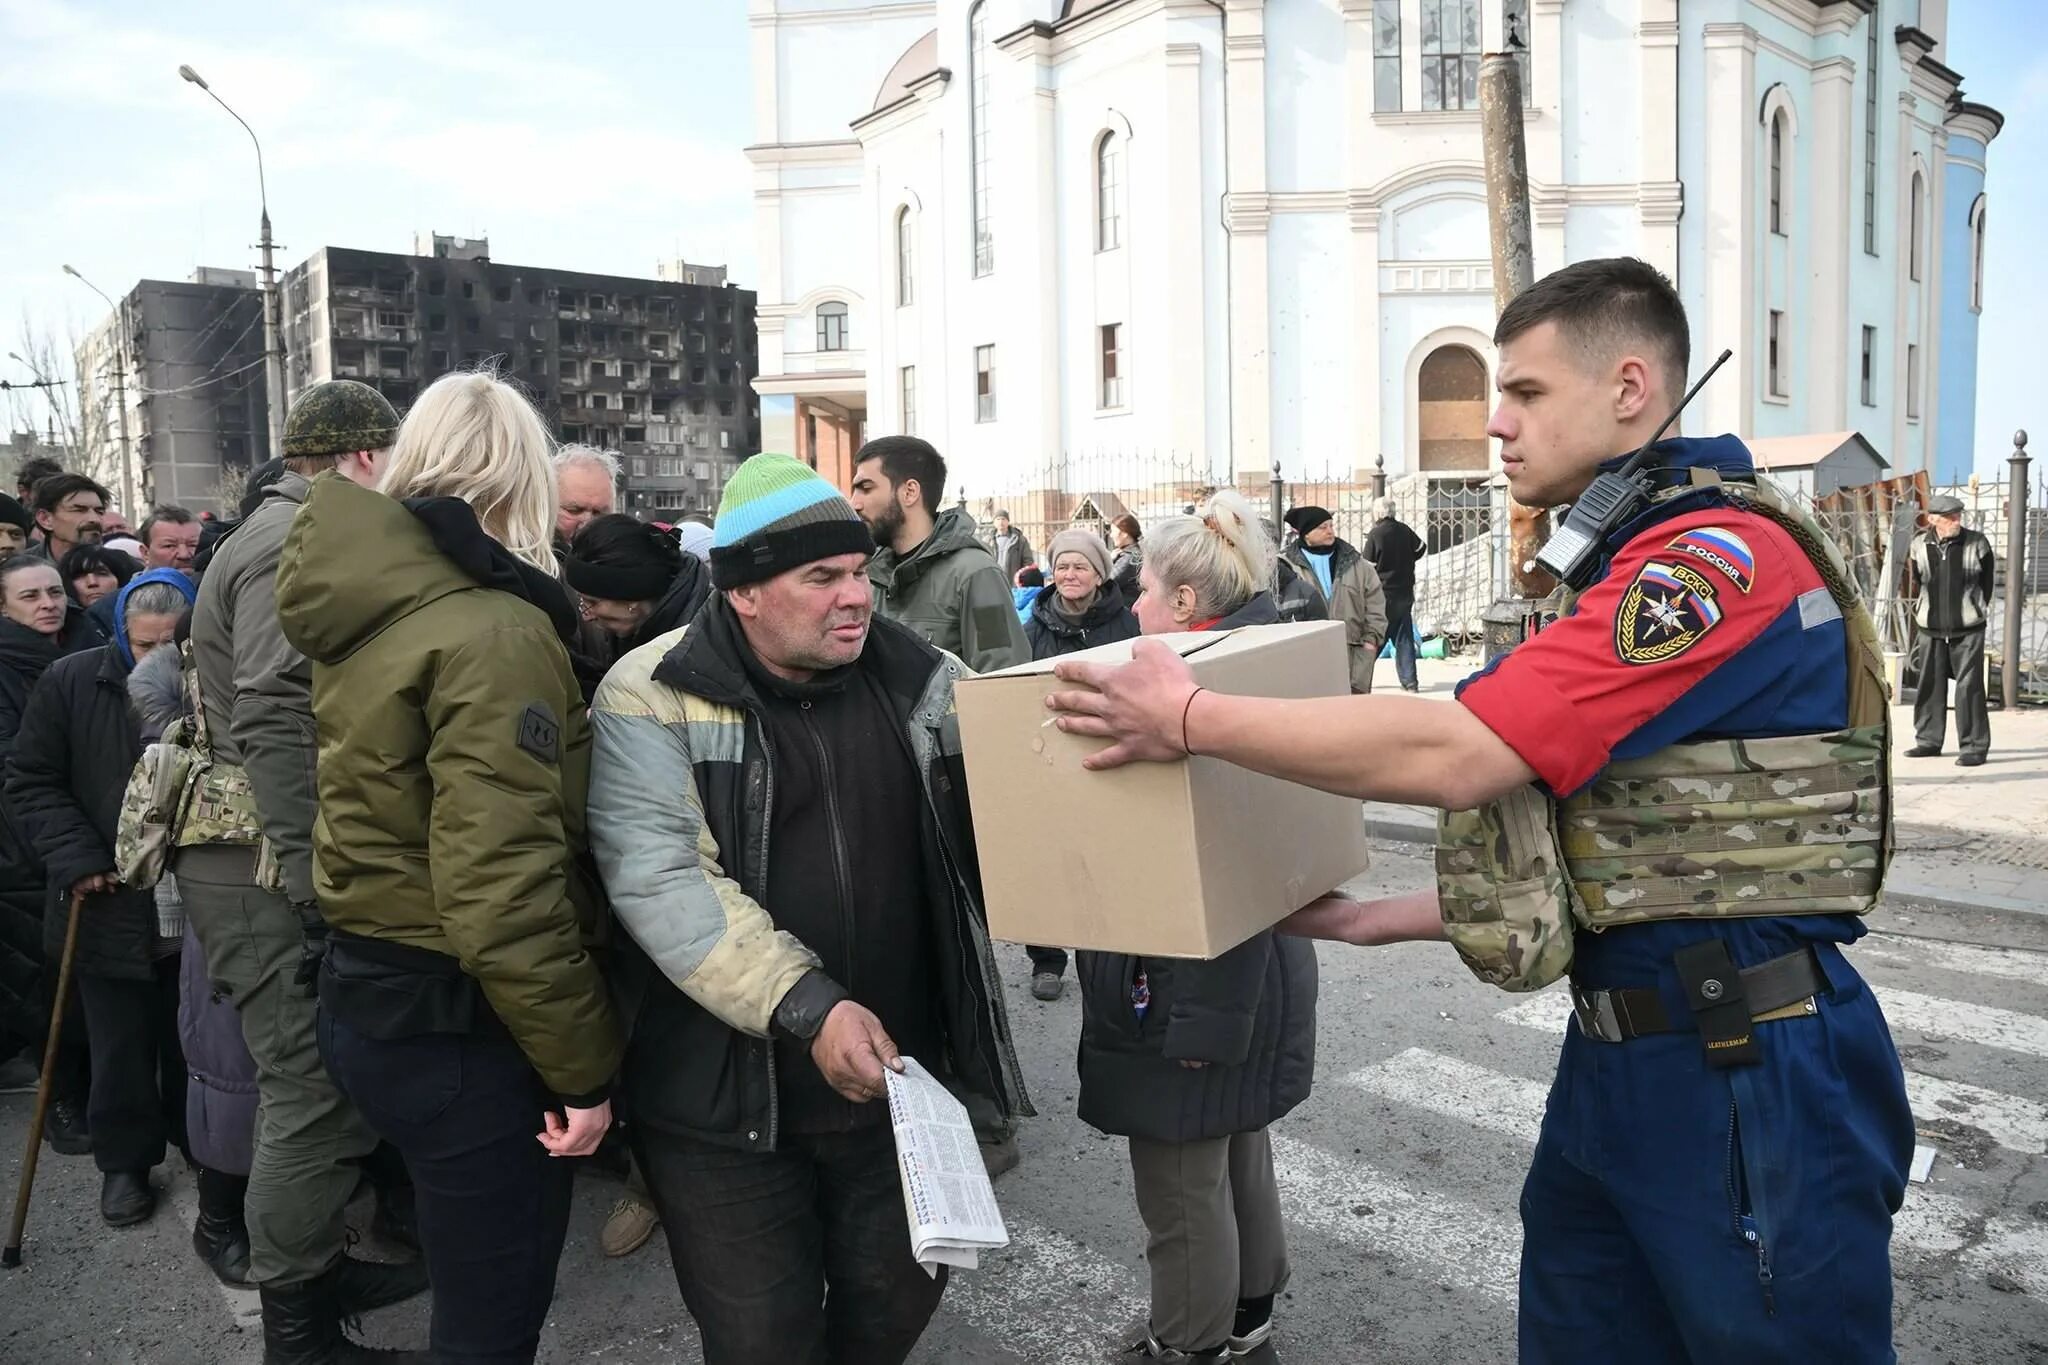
[127,624,259,1284]
[1076,492,1316,1365]
[6,568,196,1227]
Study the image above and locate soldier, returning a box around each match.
[176,380,429,1364]
[1048,258,1913,1363]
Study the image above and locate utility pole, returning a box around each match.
[181,64,287,460]
[258,208,286,462]
[2005,430,2032,710]
[62,267,137,517]
[1479,48,1551,603]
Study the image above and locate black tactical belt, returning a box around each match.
[1570,947,1826,1045]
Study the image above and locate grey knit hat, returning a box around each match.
[1045,528,1112,584]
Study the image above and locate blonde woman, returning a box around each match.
[276,371,622,1365]
[1075,491,1316,1365]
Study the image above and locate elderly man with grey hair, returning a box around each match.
[553,444,620,548]
[1363,495,1427,693]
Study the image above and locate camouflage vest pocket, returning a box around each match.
[115,723,204,890]
[1435,788,1581,992]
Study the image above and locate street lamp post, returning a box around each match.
[62,266,138,518]
[179,64,286,461]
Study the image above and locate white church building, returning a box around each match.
[747,0,1999,495]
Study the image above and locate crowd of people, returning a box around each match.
[0,256,1964,1365]
[0,378,1368,1365]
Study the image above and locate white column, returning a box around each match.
[1636,0,1682,276]
[1807,57,1855,430]
[1921,124,1947,468]
[1224,0,1271,482]
[1165,42,1209,458]
[1700,24,1757,435]
[1341,1,1382,478]
[1530,0,1566,276]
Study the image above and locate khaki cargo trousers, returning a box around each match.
[177,845,378,1287]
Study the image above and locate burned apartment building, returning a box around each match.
[281,236,760,517]
[74,268,272,515]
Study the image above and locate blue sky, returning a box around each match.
[1,0,2040,477]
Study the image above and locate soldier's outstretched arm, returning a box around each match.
[1047,644,1534,811]
[1277,889,1445,947]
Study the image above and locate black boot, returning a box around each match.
[329,1253,430,1316]
[370,1181,419,1256]
[44,1097,90,1155]
[192,1165,252,1286]
[100,1170,156,1226]
[259,1273,429,1364]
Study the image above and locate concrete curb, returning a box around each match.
[1361,811,2047,921]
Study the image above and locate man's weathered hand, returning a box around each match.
[71,871,116,897]
[1046,641,1202,770]
[811,1000,903,1103]
[1277,897,1374,945]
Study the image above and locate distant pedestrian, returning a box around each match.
[1363,497,1427,692]
[15,456,65,507]
[1110,514,1145,609]
[1905,493,1997,767]
[0,493,33,564]
[1022,529,1139,1002]
[138,506,202,576]
[1282,506,1387,692]
[991,510,1035,582]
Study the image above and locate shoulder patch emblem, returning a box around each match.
[1614,559,1724,666]
[1664,526,1755,593]
[516,702,561,763]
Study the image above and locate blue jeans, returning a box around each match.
[318,1013,572,1365]
[1387,605,1420,691]
[635,1124,946,1365]
[1517,949,1912,1363]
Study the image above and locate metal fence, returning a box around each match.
[961,447,2044,701]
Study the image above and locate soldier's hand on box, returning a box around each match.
[812,1000,904,1103]
[1047,641,1202,769]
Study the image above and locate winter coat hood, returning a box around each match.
[125,639,186,742]
[110,567,197,668]
[277,473,577,667]
[1210,591,1281,631]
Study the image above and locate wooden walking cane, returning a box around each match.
[4,888,88,1268]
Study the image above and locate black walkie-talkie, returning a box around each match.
[1534,348,1735,590]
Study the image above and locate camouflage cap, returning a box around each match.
[282,380,400,459]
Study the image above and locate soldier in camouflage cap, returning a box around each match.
[281,380,400,460]
[1050,259,1911,1363]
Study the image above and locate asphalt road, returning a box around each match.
[2,844,2045,1363]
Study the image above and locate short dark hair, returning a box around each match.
[15,456,64,496]
[1494,257,1690,388]
[1016,566,1044,588]
[854,435,948,508]
[139,505,198,547]
[32,473,109,516]
[59,543,137,591]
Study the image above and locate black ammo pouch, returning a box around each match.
[1674,940,1762,1069]
[320,930,510,1043]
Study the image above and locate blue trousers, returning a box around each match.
[1518,950,1912,1364]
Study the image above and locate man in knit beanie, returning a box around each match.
[585,453,1029,1364]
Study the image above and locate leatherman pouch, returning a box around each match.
[1674,939,1761,1067]
[1435,786,1581,992]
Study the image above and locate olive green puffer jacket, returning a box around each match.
[275,474,620,1101]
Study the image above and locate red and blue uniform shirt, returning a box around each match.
[1455,436,1867,987]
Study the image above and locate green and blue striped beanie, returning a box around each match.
[711,453,873,589]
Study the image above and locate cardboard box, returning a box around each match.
[955,621,1371,960]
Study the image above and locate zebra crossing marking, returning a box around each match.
[940,1217,1146,1360]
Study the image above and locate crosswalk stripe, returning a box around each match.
[1493,988,2048,1154]
[1344,1047,1549,1141]
[1873,988,2048,1061]
[940,1217,1145,1359]
[1344,1045,2048,1293]
[1860,933,2048,987]
[1268,1132,1520,1303]
[1902,1072,2048,1155]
